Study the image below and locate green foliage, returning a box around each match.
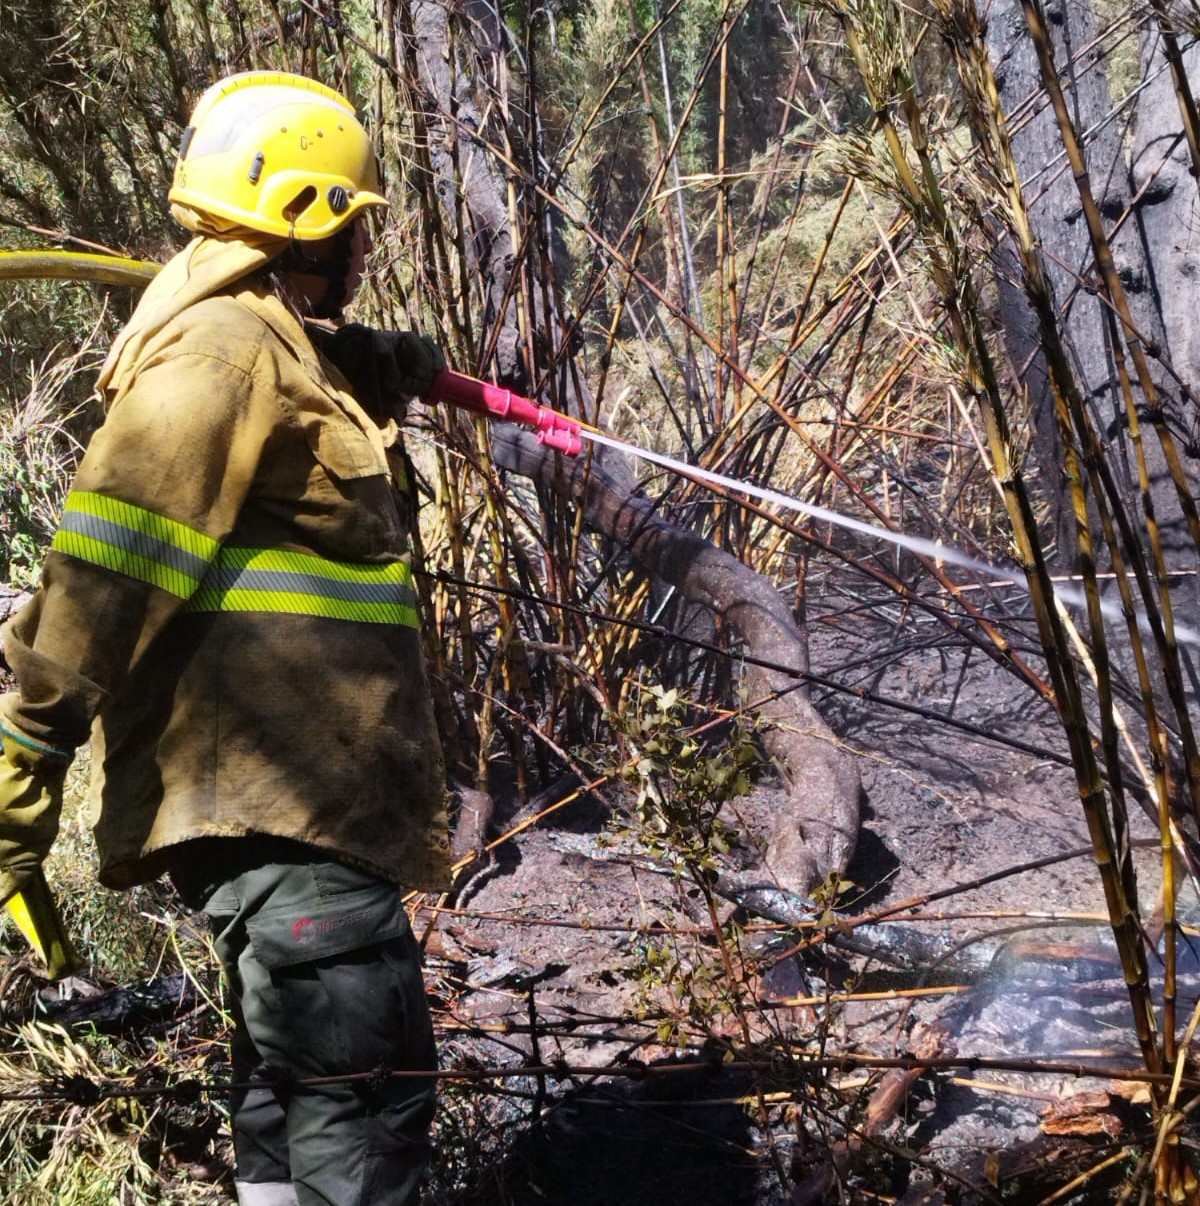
[607,680,764,1048]
[808,869,858,927]
[0,1015,232,1204]
[0,760,231,1203]
[610,679,760,877]
[628,923,747,1048]
[0,0,185,255]
[0,1023,158,1205]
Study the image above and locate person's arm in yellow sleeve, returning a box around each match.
[0,330,277,951]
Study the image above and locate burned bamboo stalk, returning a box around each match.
[930,0,1188,1069]
[830,0,1164,1096]
[1146,0,1200,183]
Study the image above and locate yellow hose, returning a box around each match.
[0,249,159,288]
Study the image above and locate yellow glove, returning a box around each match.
[7,869,78,979]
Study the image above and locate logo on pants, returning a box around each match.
[291,908,374,945]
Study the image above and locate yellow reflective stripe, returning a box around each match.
[186,588,419,626]
[51,491,218,598]
[183,547,419,627]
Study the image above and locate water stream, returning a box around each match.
[581,428,1200,649]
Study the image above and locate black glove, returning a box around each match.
[313,323,446,419]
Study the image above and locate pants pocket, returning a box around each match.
[245,868,410,970]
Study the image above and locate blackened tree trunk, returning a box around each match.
[987,0,1200,707]
[1129,10,1200,682]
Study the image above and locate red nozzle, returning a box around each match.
[425,368,581,456]
[538,428,583,457]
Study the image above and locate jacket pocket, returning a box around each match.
[307,414,388,481]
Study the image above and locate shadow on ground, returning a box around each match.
[449,1067,765,1206]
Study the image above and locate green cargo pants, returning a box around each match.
[172,839,437,1206]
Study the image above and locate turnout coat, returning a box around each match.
[1,237,451,892]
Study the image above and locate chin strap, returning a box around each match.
[277,224,355,319]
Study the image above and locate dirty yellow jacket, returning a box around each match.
[1,244,451,891]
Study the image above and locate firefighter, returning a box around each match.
[0,72,451,1205]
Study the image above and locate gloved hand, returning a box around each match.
[0,699,71,908]
[315,324,446,420]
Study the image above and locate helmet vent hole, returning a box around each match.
[283,186,318,220]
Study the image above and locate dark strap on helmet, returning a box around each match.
[277,223,356,319]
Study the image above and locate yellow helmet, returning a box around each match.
[169,71,387,241]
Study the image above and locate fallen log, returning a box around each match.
[539,830,1135,984]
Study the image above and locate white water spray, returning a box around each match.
[581,428,1200,650]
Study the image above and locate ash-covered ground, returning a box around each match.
[424,595,1187,1204]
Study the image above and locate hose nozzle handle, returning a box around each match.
[425,369,582,456]
[537,427,583,456]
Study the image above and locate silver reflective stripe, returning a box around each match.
[234,1181,300,1206]
[196,566,415,607]
[57,508,212,586]
[182,547,419,627]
